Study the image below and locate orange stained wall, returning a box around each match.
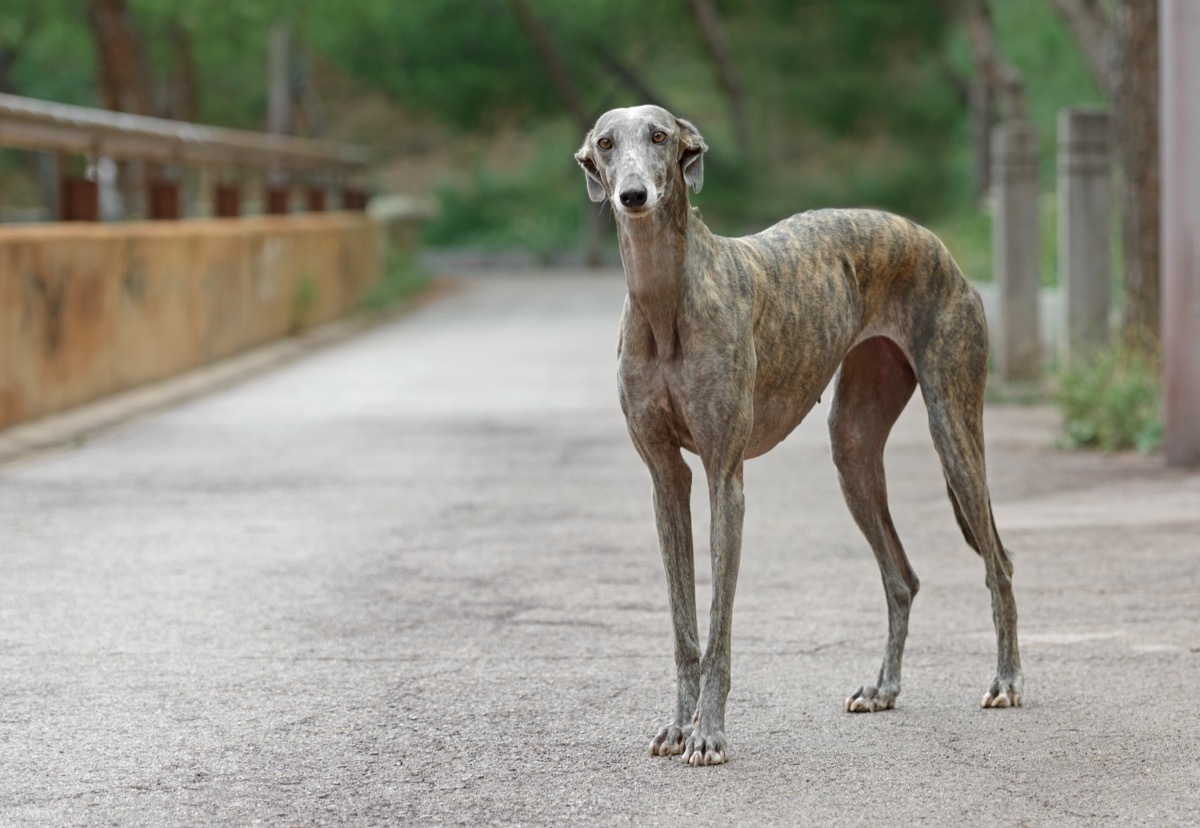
[0,214,384,430]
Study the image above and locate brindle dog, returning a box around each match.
[575,105,1022,767]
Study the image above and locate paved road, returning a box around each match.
[2,271,1199,825]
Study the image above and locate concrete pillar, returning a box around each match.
[1161,0,1200,466]
[1057,107,1112,363]
[36,153,61,221]
[992,119,1041,379]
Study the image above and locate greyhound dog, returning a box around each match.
[575,105,1022,766]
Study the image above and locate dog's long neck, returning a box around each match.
[615,189,716,358]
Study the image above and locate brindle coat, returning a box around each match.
[575,105,1022,767]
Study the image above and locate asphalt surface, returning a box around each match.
[2,270,1198,826]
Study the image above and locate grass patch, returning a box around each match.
[1056,344,1162,452]
[361,244,431,312]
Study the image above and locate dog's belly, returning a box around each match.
[743,393,820,459]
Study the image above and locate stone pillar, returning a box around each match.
[1057,107,1112,363]
[1161,0,1200,466]
[992,119,1041,380]
[37,153,61,221]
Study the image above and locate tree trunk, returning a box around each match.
[0,47,17,94]
[963,0,1029,202]
[169,21,198,122]
[1050,0,1160,352]
[509,0,589,129]
[594,46,672,112]
[1113,0,1160,350]
[87,0,151,115]
[509,0,606,267]
[268,24,292,136]
[687,0,751,160]
[1048,0,1113,92]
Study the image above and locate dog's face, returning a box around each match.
[574,105,708,217]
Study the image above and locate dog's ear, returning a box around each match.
[676,117,708,194]
[574,133,608,203]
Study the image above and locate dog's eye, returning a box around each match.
[597,137,613,150]
[651,131,667,144]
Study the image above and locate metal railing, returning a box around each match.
[0,92,371,221]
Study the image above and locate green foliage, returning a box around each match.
[948,0,1107,189]
[303,1,544,129]
[2,0,96,103]
[753,0,957,141]
[1057,346,1163,452]
[290,274,319,334]
[302,0,697,130]
[131,0,285,126]
[361,245,431,312]
[928,191,1065,287]
[930,208,993,284]
[0,0,1108,263]
[422,124,584,259]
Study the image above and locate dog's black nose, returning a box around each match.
[619,188,648,207]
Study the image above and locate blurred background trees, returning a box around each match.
[1,0,1156,345]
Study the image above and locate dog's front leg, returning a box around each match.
[684,461,745,767]
[642,446,701,758]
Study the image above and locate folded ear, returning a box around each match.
[574,133,608,203]
[676,117,708,194]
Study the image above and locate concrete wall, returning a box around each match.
[0,214,383,430]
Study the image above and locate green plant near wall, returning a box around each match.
[361,244,430,312]
[1057,344,1162,452]
[290,274,320,335]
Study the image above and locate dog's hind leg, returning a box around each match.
[916,304,1023,709]
[828,336,920,713]
[926,405,1023,708]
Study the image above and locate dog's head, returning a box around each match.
[574,105,707,217]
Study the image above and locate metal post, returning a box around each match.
[1161,0,1200,466]
[214,183,240,217]
[147,179,181,220]
[60,158,99,222]
[1057,107,1112,363]
[992,119,1041,379]
[265,183,289,215]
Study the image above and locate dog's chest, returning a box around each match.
[617,347,702,453]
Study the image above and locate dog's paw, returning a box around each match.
[844,685,897,713]
[981,675,1023,709]
[649,722,690,756]
[682,726,727,766]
